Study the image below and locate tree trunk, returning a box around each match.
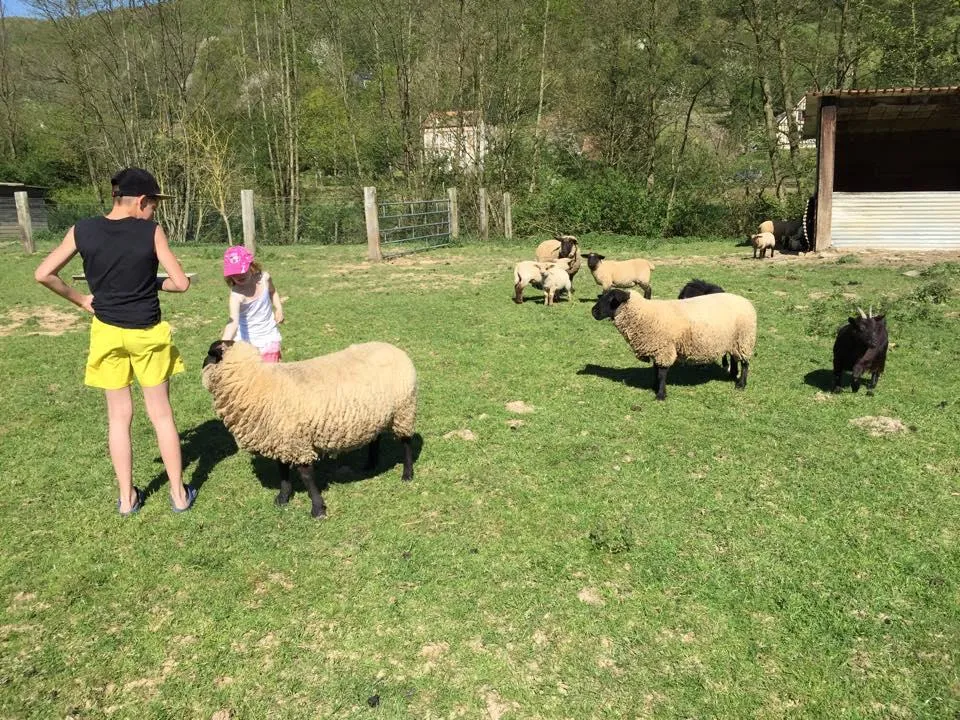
[529,0,550,193]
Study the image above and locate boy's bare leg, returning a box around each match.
[142,381,188,509]
[105,387,136,512]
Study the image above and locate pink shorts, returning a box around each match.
[260,341,282,364]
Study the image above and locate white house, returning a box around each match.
[421,110,489,171]
[777,96,816,149]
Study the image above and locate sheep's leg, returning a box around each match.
[735,359,749,389]
[275,461,293,506]
[400,436,414,482]
[513,282,524,304]
[297,463,327,519]
[867,371,880,394]
[653,363,669,401]
[728,356,739,381]
[366,435,381,471]
[721,354,729,371]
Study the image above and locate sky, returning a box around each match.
[2,0,35,18]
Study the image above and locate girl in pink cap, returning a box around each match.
[221,246,284,362]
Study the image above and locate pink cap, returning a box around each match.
[223,246,254,277]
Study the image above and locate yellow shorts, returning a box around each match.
[85,317,185,389]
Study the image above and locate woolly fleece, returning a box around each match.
[203,340,417,465]
[535,237,582,278]
[609,291,756,367]
[589,257,655,291]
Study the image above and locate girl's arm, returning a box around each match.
[222,292,242,341]
[34,227,94,313]
[154,225,190,292]
[267,273,284,324]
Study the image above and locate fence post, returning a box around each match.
[502,192,512,239]
[478,187,489,240]
[241,189,256,253]
[14,191,34,254]
[364,186,382,261]
[447,187,459,239]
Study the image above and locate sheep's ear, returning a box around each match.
[875,314,886,322]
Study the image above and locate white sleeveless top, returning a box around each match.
[235,273,281,350]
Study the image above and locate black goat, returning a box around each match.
[678,278,724,299]
[832,307,888,394]
[678,279,729,370]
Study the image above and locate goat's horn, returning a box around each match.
[856,306,867,319]
[868,305,873,318]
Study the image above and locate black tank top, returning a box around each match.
[74,216,161,329]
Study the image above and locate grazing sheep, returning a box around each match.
[513,258,570,304]
[542,263,572,306]
[677,279,729,370]
[750,232,776,259]
[591,288,756,401]
[832,307,888,395]
[202,339,418,518]
[535,235,582,291]
[584,253,654,298]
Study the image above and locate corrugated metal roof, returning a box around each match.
[832,191,960,250]
[808,86,960,98]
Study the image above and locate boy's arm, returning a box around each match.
[153,225,190,292]
[267,273,284,324]
[222,292,242,341]
[34,227,94,313]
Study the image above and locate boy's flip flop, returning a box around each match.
[118,487,145,517]
[171,484,198,513]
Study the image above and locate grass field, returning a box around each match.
[1,236,958,719]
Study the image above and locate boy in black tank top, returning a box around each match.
[35,168,198,515]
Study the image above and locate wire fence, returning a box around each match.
[40,196,367,246]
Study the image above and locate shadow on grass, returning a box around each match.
[250,433,425,492]
[803,368,834,391]
[578,362,731,390]
[147,419,238,498]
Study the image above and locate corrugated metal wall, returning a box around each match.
[832,192,960,249]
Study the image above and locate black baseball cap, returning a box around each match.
[111,167,172,199]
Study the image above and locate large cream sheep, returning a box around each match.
[202,339,418,518]
[591,288,756,401]
[535,235,582,291]
[583,253,654,297]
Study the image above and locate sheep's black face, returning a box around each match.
[585,253,605,271]
[557,236,578,258]
[678,279,724,299]
[591,289,631,320]
[203,340,234,369]
[847,316,888,348]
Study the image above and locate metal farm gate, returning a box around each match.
[378,196,452,258]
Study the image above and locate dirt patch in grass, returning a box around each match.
[652,249,960,270]
[0,306,83,336]
[849,416,910,437]
[505,401,535,414]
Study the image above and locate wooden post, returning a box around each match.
[241,189,256,252]
[447,187,459,239]
[814,101,836,252]
[364,186,382,261]
[14,191,34,254]
[478,187,489,240]
[502,191,513,239]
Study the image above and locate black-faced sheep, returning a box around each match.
[832,307,888,395]
[535,235,582,291]
[202,339,418,518]
[584,253,654,298]
[591,288,756,401]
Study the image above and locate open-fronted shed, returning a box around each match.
[802,86,960,250]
